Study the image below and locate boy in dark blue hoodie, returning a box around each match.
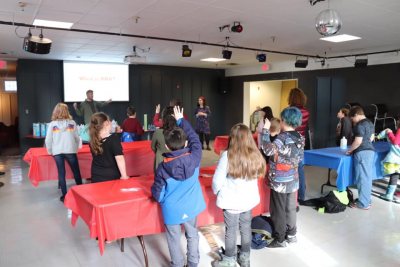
[151,106,206,267]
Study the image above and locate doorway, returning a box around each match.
[243,79,298,126]
[0,60,19,155]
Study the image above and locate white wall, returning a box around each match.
[243,82,251,126]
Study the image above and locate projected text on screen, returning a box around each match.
[63,62,129,102]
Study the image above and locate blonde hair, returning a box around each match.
[51,103,72,121]
[227,123,266,179]
[89,112,109,155]
[270,118,281,133]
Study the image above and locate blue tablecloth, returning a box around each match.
[304,142,390,191]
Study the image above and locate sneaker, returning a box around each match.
[212,255,236,267]
[350,201,371,210]
[267,239,287,248]
[59,195,65,202]
[286,235,297,244]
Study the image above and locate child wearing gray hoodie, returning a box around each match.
[45,103,82,202]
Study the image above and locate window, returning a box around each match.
[4,80,17,92]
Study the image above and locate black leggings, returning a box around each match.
[389,173,400,185]
[198,132,210,147]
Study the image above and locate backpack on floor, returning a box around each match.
[302,190,350,213]
[251,215,273,249]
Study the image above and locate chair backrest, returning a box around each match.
[375,104,388,116]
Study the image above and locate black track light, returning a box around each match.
[256,53,266,62]
[295,58,308,68]
[222,49,232,59]
[231,22,243,33]
[354,58,368,68]
[182,45,192,57]
[22,28,52,54]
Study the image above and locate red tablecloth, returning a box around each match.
[64,171,270,255]
[23,141,155,186]
[214,134,258,155]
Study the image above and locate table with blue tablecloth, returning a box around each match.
[304,142,390,192]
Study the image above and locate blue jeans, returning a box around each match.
[165,218,199,267]
[298,161,306,201]
[223,209,252,257]
[353,150,374,208]
[54,153,82,197]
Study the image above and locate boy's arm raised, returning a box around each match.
[174,106,202,167]
[260,118,278,156]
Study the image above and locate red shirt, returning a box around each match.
[121,117,144,135]
[293,105,310,137]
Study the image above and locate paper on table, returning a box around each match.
[120,187,141,192]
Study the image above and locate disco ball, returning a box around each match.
[315,9,342,36]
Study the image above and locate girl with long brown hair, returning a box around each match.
[89,112,129,183]
[45,103,82,202]
[212,123,266,267]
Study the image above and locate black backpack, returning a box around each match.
[251,215,273,249]
[302,189,352,213]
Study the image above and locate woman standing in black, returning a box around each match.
[194,96,212,150]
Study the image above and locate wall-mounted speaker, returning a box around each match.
[218,77,230,94]
[295,59,308,68]
[354,59,368,68]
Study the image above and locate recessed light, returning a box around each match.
[320,34,361,43]
[33,19,74,29]
[200,58,226,62]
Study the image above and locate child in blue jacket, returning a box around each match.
[151,106,206,267]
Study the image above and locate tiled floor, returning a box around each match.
[0,147,400,267]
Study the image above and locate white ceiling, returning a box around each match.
[1,0,400,69]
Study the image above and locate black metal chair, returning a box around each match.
[369,104,397,133]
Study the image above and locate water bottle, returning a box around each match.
[32,123,40,137]
[111,120,117,133]
[340,136,347,150]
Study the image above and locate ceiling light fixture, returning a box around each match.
[231,22,243,33]
[33,19,73,29]
[315,9,342,36]
[182,45,192,57]
[22,28,52,54]
[320,34,361,43]
[354,58,368,68]
[295,57,308,68]
[256,53,266,62]
[201,58,226,62]
[222,49,232,59]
